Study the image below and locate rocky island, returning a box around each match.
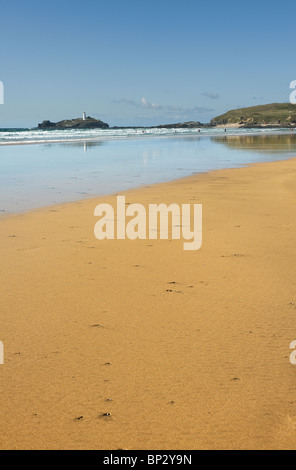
[38,116,109,130]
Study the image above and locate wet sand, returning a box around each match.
[1,158,296,450]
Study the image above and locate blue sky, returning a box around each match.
[0,0,295,128]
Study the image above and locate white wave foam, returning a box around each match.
[0,126,290,145]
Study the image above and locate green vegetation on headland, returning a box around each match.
[36,103,296,130]
[210,103,296,128]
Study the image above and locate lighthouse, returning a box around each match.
[82,112,86,121]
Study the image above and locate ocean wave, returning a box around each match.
[0,126,290,145]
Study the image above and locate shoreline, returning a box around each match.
[1,132,296,217]
[1,157,296,449]
[0,128,294,147]
[0,153,294,219]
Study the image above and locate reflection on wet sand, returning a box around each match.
[2,134,296,214]
[59,141,107,151]
[43,141,107,152]
[212,134,296,155]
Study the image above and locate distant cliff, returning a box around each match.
[211,103,296,128]
[38,116,109,130]
[151,121,210,129]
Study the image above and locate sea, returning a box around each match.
[0,127,295,214]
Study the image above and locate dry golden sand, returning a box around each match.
[1,158,296,450]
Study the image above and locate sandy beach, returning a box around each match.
[1,157,296,450]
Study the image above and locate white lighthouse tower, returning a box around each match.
[82,112,86,121]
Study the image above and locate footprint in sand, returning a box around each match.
[74,416,84,421]
[166,288,183,294]
[100,413,113,421]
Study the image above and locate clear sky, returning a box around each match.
[0,0,295,128]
